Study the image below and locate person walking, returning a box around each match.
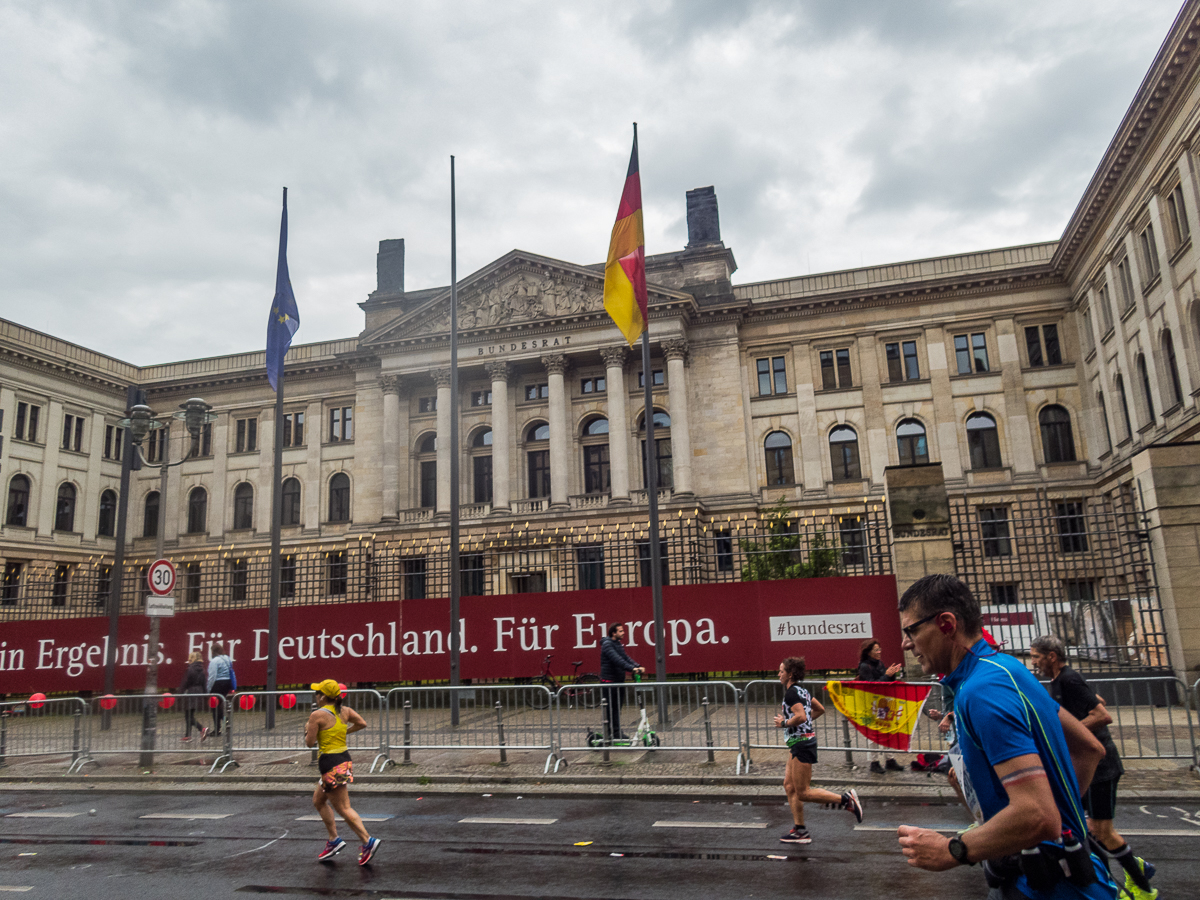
[599,624,643,742]
[205,641,236,738]
[775,656,863,843]
[305,679,381,866]
[856,638,905,774]
[895,574,1116,899]
[1031,634,1157,899]
[176,651,208,743]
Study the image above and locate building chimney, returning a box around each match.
[686,187,721,248]
[377,239,405,294]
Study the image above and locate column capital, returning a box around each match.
[379,374,403,396]
[431,368,452,389]
[662,338,690,364]
[541,354,569,377]
[485,360,512,383]
[600,346,629,369]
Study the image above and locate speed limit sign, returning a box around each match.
[147,558,176,596]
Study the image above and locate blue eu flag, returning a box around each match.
[266,188,300,392]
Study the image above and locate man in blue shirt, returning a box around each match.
[894,575,1116,899]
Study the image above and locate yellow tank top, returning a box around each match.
[316,704,348,755]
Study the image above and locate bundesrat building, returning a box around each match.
[2,5,1199,685]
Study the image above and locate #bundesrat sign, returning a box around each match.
[146,558,176,617]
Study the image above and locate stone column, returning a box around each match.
[601,346,631,504]
[486,361,512,513]
[662,339,693,496]
[543,354,570,509]
[432,368,452,517]
[380,375,402,522]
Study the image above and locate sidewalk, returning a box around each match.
[2,746,1196,801]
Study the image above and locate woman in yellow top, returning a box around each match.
[304,679,381,865]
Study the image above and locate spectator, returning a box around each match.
[206,641,236,737]
[856,638,904,773]
[599,623,643,742]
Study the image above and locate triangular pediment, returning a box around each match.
[360,250,693,349]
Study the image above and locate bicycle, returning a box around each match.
[529,654,602,709]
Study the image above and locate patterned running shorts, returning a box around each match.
[319,756,354,793]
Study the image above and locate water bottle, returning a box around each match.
[1061,828,1096,887]
[1019,846,1059,892]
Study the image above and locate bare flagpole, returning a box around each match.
[449,156,462,726]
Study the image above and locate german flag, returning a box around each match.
[826,680,934,752]
[603,129,648,346]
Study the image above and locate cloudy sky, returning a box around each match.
[0,1,1186,365]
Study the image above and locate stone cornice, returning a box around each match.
[0,345,130,395]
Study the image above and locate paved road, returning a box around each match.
[0,790,1195,898]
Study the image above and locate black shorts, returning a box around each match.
[1084,776,1119,821]
[788,742,818,764]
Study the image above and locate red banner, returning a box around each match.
[0,575,899,695]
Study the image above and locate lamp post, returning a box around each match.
[119,398,216,768]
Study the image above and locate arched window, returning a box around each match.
[233,483,254,530]
[966,413,1002,469]
[471,428,493,504]
[526,422,551,498]
[582,417,610,495]
[55,483,77,532]
[1136,353,1155,426]
[638,411,673,490]
[328,473,350,522]
[416,432,437,508]
[828,425,860,481]
[6,474,30,527]
[143,491,160,538]
[1039,405,1076,463]
[1162,330,1184,408]
[98,489,117,537]
[281,477,301,527]
[1115,374,1133,441]
[896,419,929,466]
[187,487,208,534]
[764,431,795,485]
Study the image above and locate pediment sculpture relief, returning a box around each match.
[411,272,604,337]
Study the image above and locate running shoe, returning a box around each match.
[199,726,210,742]
[840,789,864,823]
[1123,858,1157,900]
[317,837,346,861]
[358,837,381,866]
[180,736,193,743]
[779,826,812,844]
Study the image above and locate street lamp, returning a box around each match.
[118,398,217,768]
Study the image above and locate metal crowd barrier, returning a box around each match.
[553,680,742,773]
[0,697,89,773]
[379,684,556,773]
[1085,677,1197,764]
[83,692,228,771]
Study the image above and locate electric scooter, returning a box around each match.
[586,674,661,748]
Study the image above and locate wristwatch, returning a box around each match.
[947,835,975,866]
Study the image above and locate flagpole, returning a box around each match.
[265,186,287,730]
[449,156,462,726]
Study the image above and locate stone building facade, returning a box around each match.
[3,3,1199,681]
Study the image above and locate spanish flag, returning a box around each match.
[826,680,934,752]
[603,129,648,346]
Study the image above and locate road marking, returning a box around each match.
[139,814,233,820]
[295,815,393,822]
[5,812,83,818]
[458,817,558,825]
[652,820,768,829]
[856,825,1200,838]
[0,888,34,893]
[855,825,959,833]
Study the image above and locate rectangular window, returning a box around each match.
[418,396,437,414]
[1140,223,1160,282]
[637,540,670,587]
[756,356,787,395]
[584,444,610,494]
[1025,324,1062,367]
[1097,279,1115,332]
[470,389,492,406]
[327,551,347,596]
[282,412,305,447]
[819,349,852,389]
[146,427,162,463]
[235,417,258,453]
[637,370,664,388]
[188,423,212,458]
[279,555,295,599]
[460,553,486,597]
[61,414,83,452]
[229,558,248,603]
[525,383,549,401]
[95,564,112,608]
[979,506,1012,558]
[580,376,606,394]
[420,460,437,508]
[403,557,427,600]
[103,425,124,460]
[821,350,836,388]
[185,563,202,604]
[1080,306,1094,355]
[15,402,40,442]
[528,449,551,498]
[885,341,920,382]
[838,515,866,568]
[52,565,70,607]
[328,406,353,442]
[512,572,547,594]
[2,561,22,604]
[954,333,989,374]
[1167,183,1190,246]
[714,529,734,573]
[1055,501,1089,553]
[989,583,1019,605]
[473,454,493,504]
[577,545,605,590]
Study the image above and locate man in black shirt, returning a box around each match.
[599,624,643,741]
[1031,634,1157,899]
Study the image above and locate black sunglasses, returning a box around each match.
[901,611,943,639]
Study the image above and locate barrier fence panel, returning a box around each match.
[223,689,388,773]
[84,693,225,766]
[0,697,89,771]
[380,685,556,772]
[1085,677,1196,763]
[554,680,742,773]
